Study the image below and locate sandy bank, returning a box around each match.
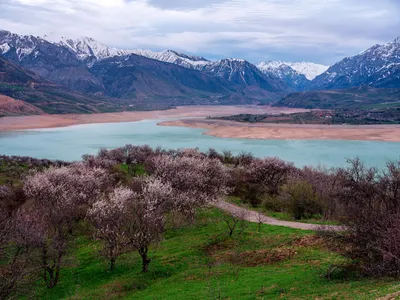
[159,119,400,142]
[0,105,307,131]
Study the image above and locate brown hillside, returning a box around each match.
[0,94,44,116]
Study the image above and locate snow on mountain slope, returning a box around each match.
[132,49,211,70]
[203,58,290,93]
[285,62,329,80]
[57,37,133,61]
[44,34,211,69]
[311,37,400,90]
[1,30,326,83]
[0,30,48,61]
[255,61,310,90]
[257,61,328,80]
[42,34,135,64]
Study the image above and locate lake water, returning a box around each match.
[0,119,399,168]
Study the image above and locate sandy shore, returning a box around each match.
[0,105,307,131]
[159,119,400,142]
[2,105,399,142]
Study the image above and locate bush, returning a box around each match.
[282,180,324,220]
[261,195,287,212]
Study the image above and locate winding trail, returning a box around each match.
[215,201,343,231]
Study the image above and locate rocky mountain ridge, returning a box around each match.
[311,37,400,90]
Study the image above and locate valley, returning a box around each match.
[1,5,400,298]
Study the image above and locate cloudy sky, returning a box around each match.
[0,0,399,64]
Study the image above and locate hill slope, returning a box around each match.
[89,54,285,104]
[0,94,44,116]
[274,86,400,109]
[0,30,105,95]
[0,55,124,114]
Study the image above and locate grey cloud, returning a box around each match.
[144,0,226,10]
[0,0,399,65]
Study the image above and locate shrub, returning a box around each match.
[261,194,287,212]
[282,180,324,220]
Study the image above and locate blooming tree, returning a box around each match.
[88,177,173,272]
[148,155,229,220]
[20,165,109,288]
[126,177,173,272]
[87,187,134,270]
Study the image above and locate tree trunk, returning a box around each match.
[139,247,151,273]
[43,248,63,288]
[110,257,116,271]
[41,247,48,283]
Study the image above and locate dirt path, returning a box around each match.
[214,201,343,231]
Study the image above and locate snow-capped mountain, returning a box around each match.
[0,30,48,61]
[204,58,290,93]
[0,30,105,94]
[0,29,321,93]
[256,61,310,90]
[257,61,328,81]
[55,37,134,62]
[44,34,211,70]
[132,49,211,70]
[311,37,400,90]
[285,62,329,80]
[0,29,292,103]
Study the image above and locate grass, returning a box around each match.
[31,208,399,299]
[227,196,339,226]
[0,162,27,185]
[261,210,339,225]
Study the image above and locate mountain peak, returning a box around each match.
[310,36,400,90]
[0,31,50,60]
[224,58,246,63]
[255,61,310,91]
[256,61,329,80]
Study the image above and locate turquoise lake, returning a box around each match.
[0,119,399,168]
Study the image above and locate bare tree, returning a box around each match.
[233,157,297,207]
[248,158,297,196]
[326,159,400,277]
[256,211,264,232]
[223,210,248,238]
[299,166,342,220]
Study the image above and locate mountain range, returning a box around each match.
[0,29,400,115]
[0,54,132,115]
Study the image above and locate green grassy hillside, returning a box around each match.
[33,209,399,300]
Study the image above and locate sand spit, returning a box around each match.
[0,105,306,131]
[159,119,400,142]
